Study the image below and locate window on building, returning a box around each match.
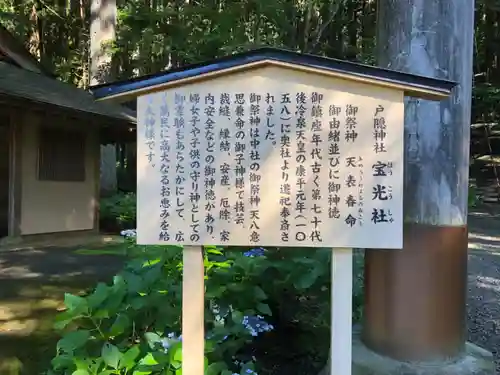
[37,127,86,182]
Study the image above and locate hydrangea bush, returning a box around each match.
[99,194,137,232]
[47,231,364,375]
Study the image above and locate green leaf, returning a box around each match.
[253,286,267,300]
[64,294,89,315]
[204,245,223,255]
[210,260,232,268]
[102,342,122,369]
[51,354,73,370]
[167,342,182,368]
[130,297,146,310]
[205,339,215,353]
[154,351,170,366]
[240,361,255,375]
[205,285,227,298]
[292,257,318,265]
[144,332,162,349]
[54,310,79,330]
[93,309,110,319]
[73,358,93,371]
[103,290,125,316]
[227,283,245,292]
[256,303,272,316]
[139,352,159,366]
[109,314,130,336]
[173,344,182,362]
[293,267,321,289]
[113,275,126,291]
[231,309,243,324]
[87,283,110,309]
[205,361,228,375]
[72,370,90,375]
[123,271,144,293]
[57,330,90,352]
[170,360,181,369]
[143,266,162,285]
[90,358,104,373]
[119,345,140,370]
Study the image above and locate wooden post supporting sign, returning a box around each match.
[182,246,205,375]
[331,249,353,375]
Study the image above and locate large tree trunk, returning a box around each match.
[319,1,475,373]
[90,0,117,195]
[364,0,474,362]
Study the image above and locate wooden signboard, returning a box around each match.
[136,66,402,375]
[136,69,403,249]
[92,48,454,375]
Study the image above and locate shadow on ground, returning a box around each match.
[0,244,124,280]
[0,245,125,375]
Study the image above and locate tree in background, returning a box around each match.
[90,0,118,195]
[1,0,499,189]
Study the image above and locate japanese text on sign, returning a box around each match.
[137,70,404,248]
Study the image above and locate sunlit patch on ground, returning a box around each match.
[474,275,500,293]
[469,233,500,243]
[0,244,124,375]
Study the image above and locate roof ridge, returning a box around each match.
[0,62,135,123]
[91,48,456,103]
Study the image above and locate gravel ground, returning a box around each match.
[468,206,500,373]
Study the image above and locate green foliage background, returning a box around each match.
[1,0,498,172]
[0,0,497,126]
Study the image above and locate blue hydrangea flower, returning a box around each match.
[120,229,137,238]
[160,337,171,351]
[206,331,229,343]
[160,332,181,352]
[243,247,265,257]
[230,365,257,375]
[242,315,274,337]
[210,302,273,338]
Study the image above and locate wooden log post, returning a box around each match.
[363,0,474,361]
[182,246,205,375]
[330,249,353,375]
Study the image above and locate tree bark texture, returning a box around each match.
[377,0,474,226]
[90,0,118,195]
[363,0,475,362]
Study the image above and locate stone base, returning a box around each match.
[352,332,495,375]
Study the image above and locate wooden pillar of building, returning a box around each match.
[363,0,475,361]
[8,114,22,237]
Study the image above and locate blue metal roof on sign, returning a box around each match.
[90,47,456,102]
